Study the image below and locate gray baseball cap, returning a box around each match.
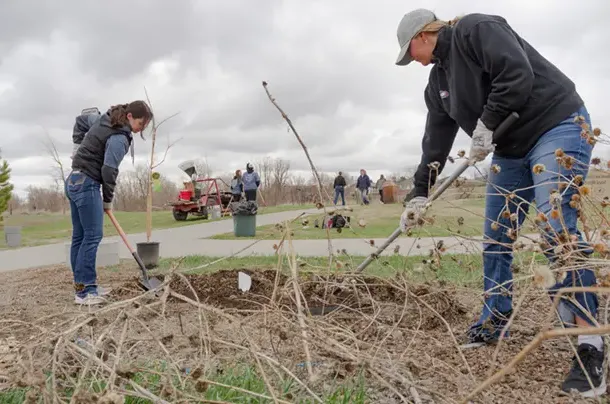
[395,9,437,66]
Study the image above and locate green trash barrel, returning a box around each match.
[233,214,256,237]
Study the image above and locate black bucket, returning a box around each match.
[136,241,160,269]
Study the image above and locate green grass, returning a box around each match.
[0,363,368,403]
[211,195,610,241]
[0,204,313,250]
[131,251,545,287]
[211,198,488,240]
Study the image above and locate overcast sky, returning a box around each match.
[0,0,608,196]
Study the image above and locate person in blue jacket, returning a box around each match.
[396,9,603,396]
[242,163,260,202]
[68,101,153,306]
[356,169,371,205]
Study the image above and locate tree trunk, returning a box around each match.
[146,128,157,243]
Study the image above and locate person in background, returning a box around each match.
[230,169,244,202]
[68,101,153,306]
[72,107,101,158]
[356,169,371,205]
[376,174,386,204]
[242,163,260,202]
[333,171,347,206]
[395,8,603,396]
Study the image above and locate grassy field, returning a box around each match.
[211,198,489,240]
[0,204,313,249]
[110,250,547,287]
[211,194,610,241]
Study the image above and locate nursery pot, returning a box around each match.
[3,226,22,248]
[136,241,160,269]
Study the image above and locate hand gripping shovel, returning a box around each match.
[106,210,163,291]
[356,112,520,273]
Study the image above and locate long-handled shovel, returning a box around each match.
[355,112,520,273]
[106,210,163,291]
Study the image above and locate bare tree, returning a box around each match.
[41,130,68,214]
[193,158,214,179]
[254,157,274,191]
[272,158,291,187]
[114,164,179,211]
[25,186,65,212]
[141,87,181,243]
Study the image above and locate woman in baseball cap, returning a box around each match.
[396,9,603,397]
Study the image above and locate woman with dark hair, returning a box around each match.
[396,9,603,397]
[67,101,153,306]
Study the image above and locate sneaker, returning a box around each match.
[463,310,512,348]
[97,286,113,296]
[561,343,606,397]
[74,293,106,306]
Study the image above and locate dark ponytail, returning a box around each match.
[108,100,153,129]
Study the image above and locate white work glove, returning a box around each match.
[469,119,495,162]
[103,202,112,212]
[400,196,427,232]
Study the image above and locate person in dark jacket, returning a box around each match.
[356,169,371,205]
[333,171,347,206]
[396,10,603,396]
[68,101,153,306]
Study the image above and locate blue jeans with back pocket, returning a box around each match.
[472,105,598,336]
[64,171,103,297]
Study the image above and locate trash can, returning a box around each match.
[4,226,22,248]
[233,214,257,237]
[230,200,258,237]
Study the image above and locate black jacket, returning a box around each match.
[72,113,132,203]
[333,175,346,187]
[410,13,584,198]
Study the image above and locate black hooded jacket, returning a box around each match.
[409,13,584,199]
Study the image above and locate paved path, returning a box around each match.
[0,207,538,272]
[0,208,317,272]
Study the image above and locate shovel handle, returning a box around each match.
[355,112,519,273]
[106,210,150,280]
[106,210,134,253]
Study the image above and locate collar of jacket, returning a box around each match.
[431,26,452,67]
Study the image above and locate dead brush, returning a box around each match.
[2,88,610,403]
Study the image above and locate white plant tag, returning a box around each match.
[238,272,252,292]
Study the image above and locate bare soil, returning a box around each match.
[0,263,606,403]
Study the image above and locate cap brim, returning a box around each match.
[395,43,413,66]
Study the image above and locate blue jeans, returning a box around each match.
[359,188,370,205]
[334,186,345,205]
[65,171,104,298]
[475,105,598,331]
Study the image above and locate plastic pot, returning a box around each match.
[136,241,160,269]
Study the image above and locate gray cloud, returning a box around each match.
[0,0,608,197]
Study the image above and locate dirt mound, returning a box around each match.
[115,269,468,329]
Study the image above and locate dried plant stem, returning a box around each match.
[287,227,314,379]
[262,81,334,267]
[68,341,171,404]
[462,324,610,402]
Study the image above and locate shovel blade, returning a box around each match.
[139,276,163,291]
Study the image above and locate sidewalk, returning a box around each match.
[0,207,538,273]
[0,208,318,272]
